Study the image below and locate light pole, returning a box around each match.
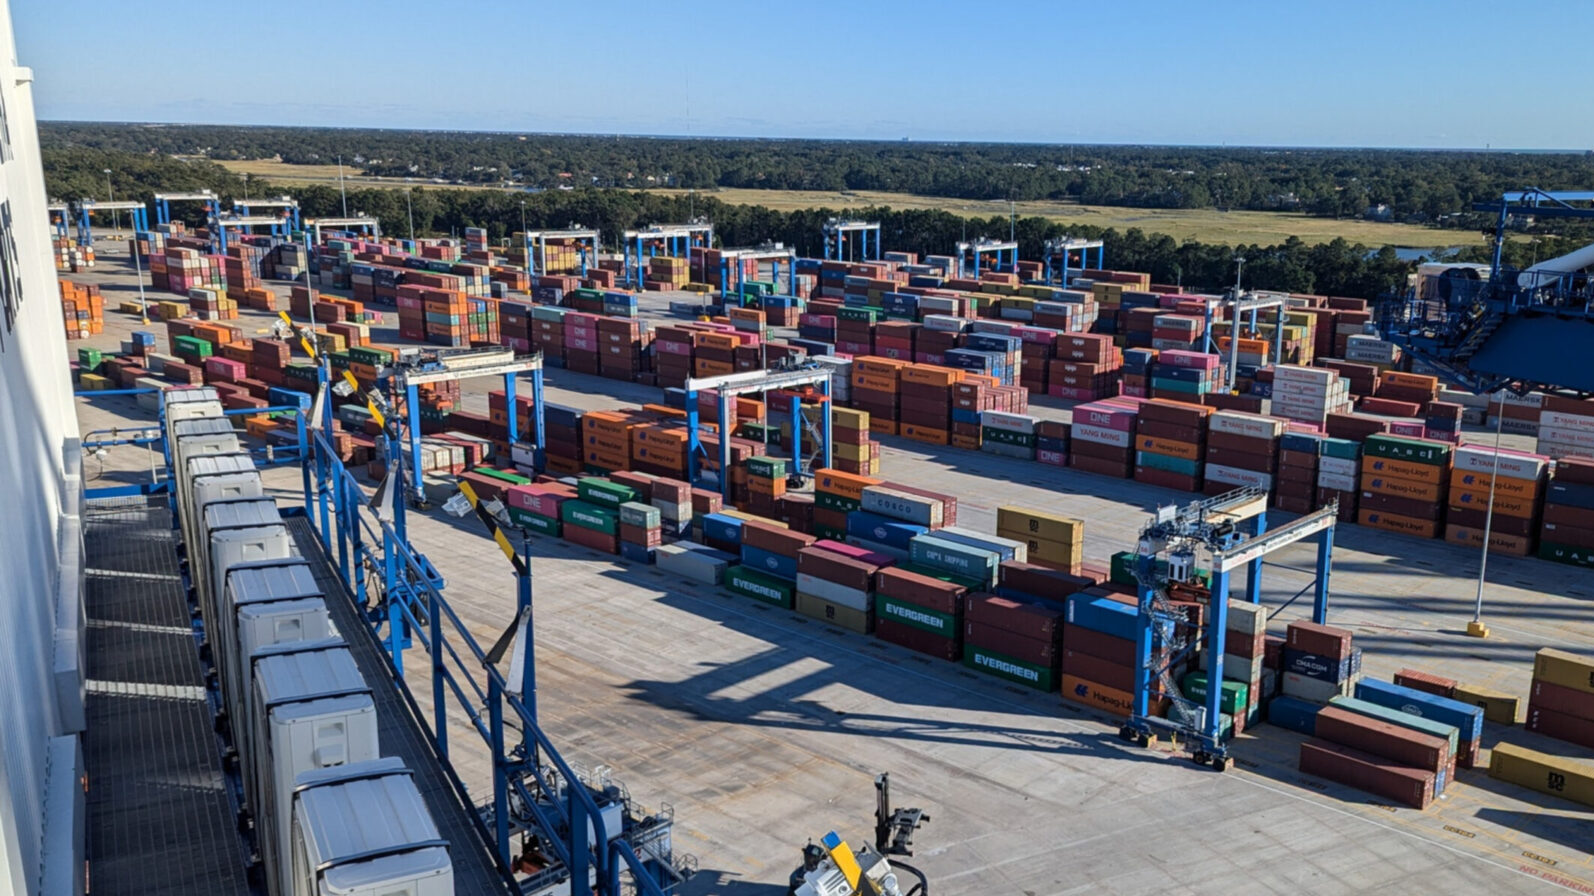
[406,188,415,242]
[337,155,348,217]
[102,168,118,238]
[1467,401,1507,638]
[520,200,527,239]
[132,235,149,324]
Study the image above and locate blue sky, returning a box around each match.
[15,0,1594,149]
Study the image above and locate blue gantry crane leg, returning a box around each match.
[684,366,837,498]
[823,219,882,262]
[1124,488,1339,769]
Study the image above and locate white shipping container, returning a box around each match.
[1318,456,1358,478]
[1540,411,1594,433]
[253,641,381,896]
[1071,424,1132,448]
[980,411,1039,434]
[1227,600,1267,636]
[860,486,944,528]
[655,543,729,584]
[291,758,453,896]
[1282,671,1354,702]
[1538,423,1594,449]
[1273,365,1336,385]
[1491,389,1545,409]
[1452,446,1548,479]
[1317,471,1358,491]
[1209,411,1286,439]
[793,575,870,612]
[1205,463,1273,491]
[921,313,967,332]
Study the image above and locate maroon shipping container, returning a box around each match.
[998,561,1099,599]
[1287,621,1353,660]
[1393,669,1457,699]
[607,470,655,501]
[1264,635,1286,670]
[1299,740,1434,810]
[796,547,877,592]
[1529,679,1594,721]
[617,523,661,547]
[965,621,1057,668]
[1060,624,1136,665]
[564,523,618,555]
[741,520,817,557]
[965,594,1062,641]
[1315,707,1450,779]
[875,618,962,662]
[1061,649,1134,692]
[1228,629,1265,660]
[874,567,965,615]
[1526,705,1594,750]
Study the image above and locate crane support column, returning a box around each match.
[1204,570,1231,751]
[718,391,733,500]
[1314,530,1333,624]
[1244,510,1266,604]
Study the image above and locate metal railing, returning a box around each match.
[299,424,671,896]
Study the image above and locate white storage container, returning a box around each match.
[253,641,380,896]
[222,557,328,735]
[186,456,262,611]
[291,758,453,896]
[204,498,294,627]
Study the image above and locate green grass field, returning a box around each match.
[215,159,1483,249]
[665,188,1485,249]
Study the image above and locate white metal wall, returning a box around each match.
[0,0,81,890]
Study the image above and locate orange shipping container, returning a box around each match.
[853,374,900,393]
[1361,474,1444,503]
[1380,371,1440,392]
[900,425,949,445]
[1359,454,1446,486]
[901,365,961,388]
[1445,485,1538,520]
[814,468,882,501]
[1446,469,1540,499]
[1443,525,1534,556]
[1136,437,1202,461]
[1358,510,1439,539]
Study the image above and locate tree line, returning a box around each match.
[40,122,1594,228]
[47,144,1591,301]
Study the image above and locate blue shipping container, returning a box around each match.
[1353,679,1483,742]
[740,545,797,581]
[846,511,928,552]
[699,513,745,546]
[1266,696,1322,735]
[1065,594,1138,641]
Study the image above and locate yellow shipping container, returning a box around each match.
[1452,684,1521,725]
[1533,648,1594,697]
[1488,743,1594,808]
[998,530,1083,569]
[996,506,1084,546]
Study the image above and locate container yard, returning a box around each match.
[45,206,1594,894]
[6,1,1594,893]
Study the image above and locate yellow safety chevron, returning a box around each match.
[458,480,527,577]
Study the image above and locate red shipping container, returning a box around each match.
[1060,624,1136,665]
[1299,740,1434,810]
[1315,707,1450,781]
[874,617,962,662]
[998,561,1099,598]
[564,523,618,554]
[741,520,817,557]
[964,620,1056,668]
[874,567,965,616]
[1061,649,1134,692]
[796,547,877,592]
[964,594,1062,641]
[1286,621,1354,660]
[1526,705,1594,750]
[1529,679,1594,721]
[1392,669,1457,699]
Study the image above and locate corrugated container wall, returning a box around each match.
[0,0,85,891]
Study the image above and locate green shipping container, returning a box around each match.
[507,507,562,537]
[1363,434,1450,466]
[746,456,787,480]
[837,307,881,323]
[472,467,532,486]
[1136,451,1202,477]
[815,492,861,513]
[874,594,958,639]
[963,646,1054,692]
[899,563,986,592]
[980,427,1036,448]
[559,499,618,535]
[174,335,213,357]
[577,477,639,508]
[77,347,102,371]
[1321,438,1360,461]
[1538,541,1594,568]
[725,565,794,608]
[1180,671,1249,714]
[618,501,661,529]
[813,524,847,541]
[909,536,997,580]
